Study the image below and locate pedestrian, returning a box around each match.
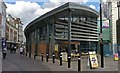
[19,46,24,56]
[14,46,17,53]
[2,48,7,59]
[10,45,14,54]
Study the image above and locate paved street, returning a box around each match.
[81,56,118,71]
[2,50,119,72]
[2,50,76,71]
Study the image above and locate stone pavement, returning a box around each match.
[47,57,118,71]
[2,51,77,71]
[28,54,119,71]
[2,50,119,72]
[81,57,118,71]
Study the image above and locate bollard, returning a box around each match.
[53,53,55,63]
[114,53,119,61]
[68,56,71,68]
[78,56,81,71]
[46,53,49,62]
[60,54,62,66]
[41,53,43,61]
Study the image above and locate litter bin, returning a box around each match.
[114,53,119,61]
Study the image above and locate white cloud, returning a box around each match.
[6,1,55,30]
[42,0,89,12]
[5,0,91,30]
[103,0,107,2]
[49,0,88,4]
[89,5,96,10]
[42,2,61,8]
[42,0,89,8]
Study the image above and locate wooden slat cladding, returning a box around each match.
[63,41,80,45]
[31,43,35,55]
[38,41,46,57]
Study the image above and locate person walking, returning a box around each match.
[10,45,14,54]
[19,46,24,57]
[14,46,17,53]
[2,48,7,59]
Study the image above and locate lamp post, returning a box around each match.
[68,9,71,68]
[100,0,104,68]
[117,1,120,60]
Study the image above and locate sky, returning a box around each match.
[4,0,107,30]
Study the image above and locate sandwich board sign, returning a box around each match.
[89,51,99,69]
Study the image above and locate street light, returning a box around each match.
[117,1,120,60]
[68,9,72,68]
[99,0,104,68]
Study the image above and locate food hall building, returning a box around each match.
[24,2,99,59]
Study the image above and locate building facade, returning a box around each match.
[97,17,112,56]
[102,0,118,55]
[0,1,6,37]
[0,1,7,49]
[24,2,99,58]
[6,14,24,49]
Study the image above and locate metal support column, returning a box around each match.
[100,0,104,68]
[78,44,81,71]
[68,9,72,68]
[117,1,120,60]
[29,33,32,58]
[25,34,28,56]
[51,23,55,59]
[46,24,49,62]
[35,29,38,59]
